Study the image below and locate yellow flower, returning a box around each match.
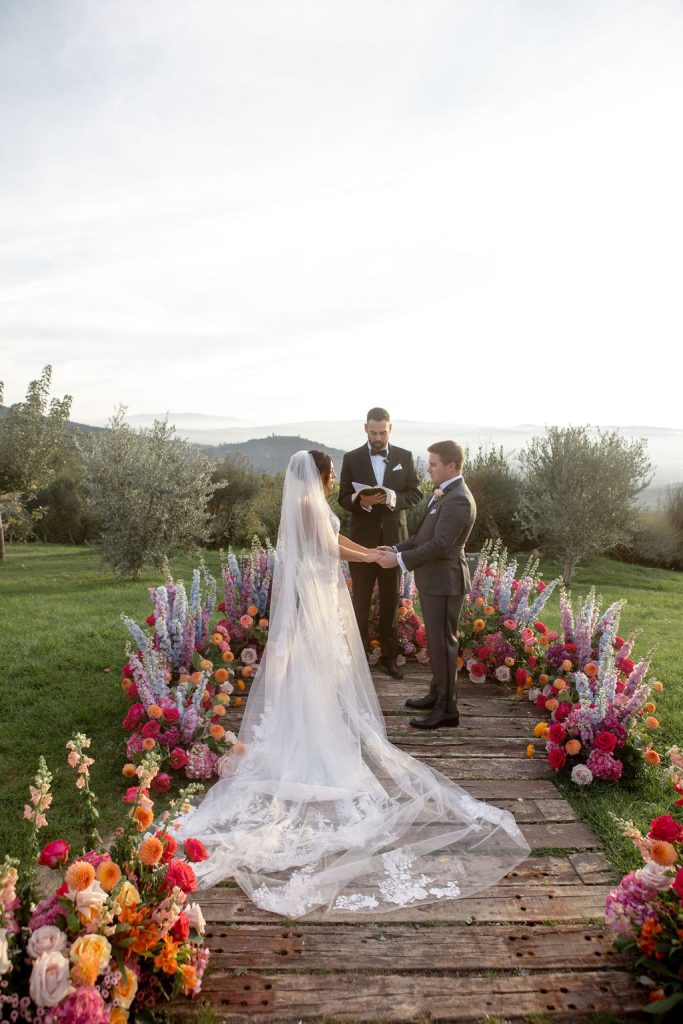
[526,744,535,758]
[653,680,664,693]
[533,721,547,738]
[473,619,486,632]
[113,964,138,1010]
[211,633,223,645]
[112,880,141,916]
[110,1008,130,1024]
[70,933,112,973]
[199,658,213,670]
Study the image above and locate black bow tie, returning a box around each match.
[372,449,389,458]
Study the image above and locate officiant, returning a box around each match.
[339,407,422,678]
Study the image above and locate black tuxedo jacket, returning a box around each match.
[396,478,476,596]
[338,444,422,548]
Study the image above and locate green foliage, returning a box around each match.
[518,425,653,584]
[33,475,100,544]
[0,365,73,492]
[621,510,683,570]
[81,410,216,578]
[466,445,524,551]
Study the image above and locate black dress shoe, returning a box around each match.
[410,709,460,730]
[380,656,404,680]
[405,694,436,710]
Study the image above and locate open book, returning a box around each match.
[352,482,392,498]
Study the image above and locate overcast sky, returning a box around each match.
[1,0,682,427]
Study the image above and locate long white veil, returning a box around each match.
[173,451,529,917]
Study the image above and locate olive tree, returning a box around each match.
[518,425,652,585]
[81,410,216,577]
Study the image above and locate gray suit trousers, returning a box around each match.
[421,593,465,713]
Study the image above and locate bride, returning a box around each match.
[173,450,530,917]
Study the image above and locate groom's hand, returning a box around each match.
[378,550,398,568]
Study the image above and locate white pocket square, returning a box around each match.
[429,507,438,515]
[392,463,402,471]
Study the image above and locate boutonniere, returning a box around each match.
[433,488,444,500]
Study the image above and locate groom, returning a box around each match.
[378,441,476,729]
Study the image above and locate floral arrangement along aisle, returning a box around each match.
[0,735,209,1022]
[529,589,663,785]
[459,541,560,689]
[218,540,274,665]
[362,572,430,666]
[605,747,683,1017]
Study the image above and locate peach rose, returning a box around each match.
[70,933,112,973]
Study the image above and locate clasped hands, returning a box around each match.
[368,545,398,568]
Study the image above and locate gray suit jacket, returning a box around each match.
[396,478,476,596]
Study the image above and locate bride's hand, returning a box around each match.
[365,548,380,563]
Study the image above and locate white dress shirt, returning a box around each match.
[353,443,397,512]
[395,475,462,572]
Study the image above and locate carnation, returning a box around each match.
[571,764,593,786]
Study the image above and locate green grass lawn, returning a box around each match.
[0,543,225,862]
[0,543,681,878]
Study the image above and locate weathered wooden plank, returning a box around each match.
[182,969,642,1021]
[570,850,618,885]
[383,734,538,757]
[535,798,578,822]
[197,883,612,924]
[405,754,551,778]
[458,778,560,799]
[485,798,575,823]
[386,714,538,737]
[522,821,600,850]
[202,922,623,972]
[379,695,538,718]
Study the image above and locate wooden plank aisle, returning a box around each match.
[182,666,641,1022]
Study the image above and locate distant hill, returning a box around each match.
[210,435,345,474]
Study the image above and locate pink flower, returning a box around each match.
[38,840,70,869]
[122,703,145,730]
[520,627,534,644]
[494,665,511,683]
[586,748,623,781]
[536,581,547,592]
[183,838,209,863]
[169,747,189,769]
[594,731,617,754]
[141,720,161,738]
[151,772,172,793]
[241,647,258,666]
[503,619,517,630]
[164,859,197,894]
[239,614,254,628]
[163,706,180,723]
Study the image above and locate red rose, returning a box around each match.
[547,747,567,770]
[170,747,189,769]
[536,581,547,592]
[156,830,178,864]
[515,668,527,686]
[548,723,566,744]
[183,838,209,863]
[554,702,573,722]
[615,681,626,694]
[122,662,134,678]
[151,772,172,793]
[122,703,145,730]
[164,859,197,894]
[619,657,635,676]
[217,601,226,613]
[565,643,577,653]
[38,839,71,868]
[614,636,624,650]
[534,621,547,634]
[146,613,156,626]
[527,656,538,667]
[127,683,139,700]
[163,707,180,723]
[595,732,617,753]
[141,720,161,738]
[672,867,683,900]
[171,912,190,942]
[648,815,683,844]
[123,786,149,804]
[470,663,486,678]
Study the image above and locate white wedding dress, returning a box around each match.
[173,451,530,917]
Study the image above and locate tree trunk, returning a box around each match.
[562,554,575,587]
[0,511,4,561]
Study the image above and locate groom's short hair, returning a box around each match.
[428,440,464,470]
[366,406,390,423]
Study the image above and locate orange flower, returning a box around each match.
[215,693,229,704]
[96,859,122,891]
[545,698,559,712]
[233,740,247,755]
[133,806,154,832]
[65,860,95,892]
[561,659,573,672]
[71,948,100,987]
[147,704,163,719]
[653,680,664,693]
[259,618,269,628]
[637,918,663,958]
[517,686,524,698]
[398,607,408,619]
[584,662,598,677]
[504,657,515,667]
[533,721,547,737]
[222,651,235,662]
[369,640,381,649]
[473,619,486,632]
[110,1008,129,1024]
[523,644,535,654]
[142,737,156,751]
[644,702,656,714]
[122,763,137,778]
[154,935,180,975]
[484,605,495,616]
[526,744,535,758]
[538,674,549,685]
[234,697,243,707]
[242,666,254,678]
[237,680,245,691]
[210,724,225,741]
[214,668,229,683]
[247,605,258,616]
[456,656,464,669]
[190,671,203,684]
[138,835,164,866]
[645,717,660,730]
[555,679,568,691]
[180,962,199,995]
[211,705,226,717]
[199,658,213,670]
[474,596,486,607]
[644,748,661,766]
[211,632,223,645]
[565,739,581,756]
[179,673,191,683]
[650,841,677,867]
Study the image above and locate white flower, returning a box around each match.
[527,687,541,702]
[27,925,67,959]
[185,902,206,935]
[241,647,258,665]
[571,764,594,786]
[466,658,477,672]
[0,928,11,976]
[68,878,108,915]
[636,861,673,892]
[29,950,71,1007]
[495,665,511,683]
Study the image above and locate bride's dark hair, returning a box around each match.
[308,450,333,487]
